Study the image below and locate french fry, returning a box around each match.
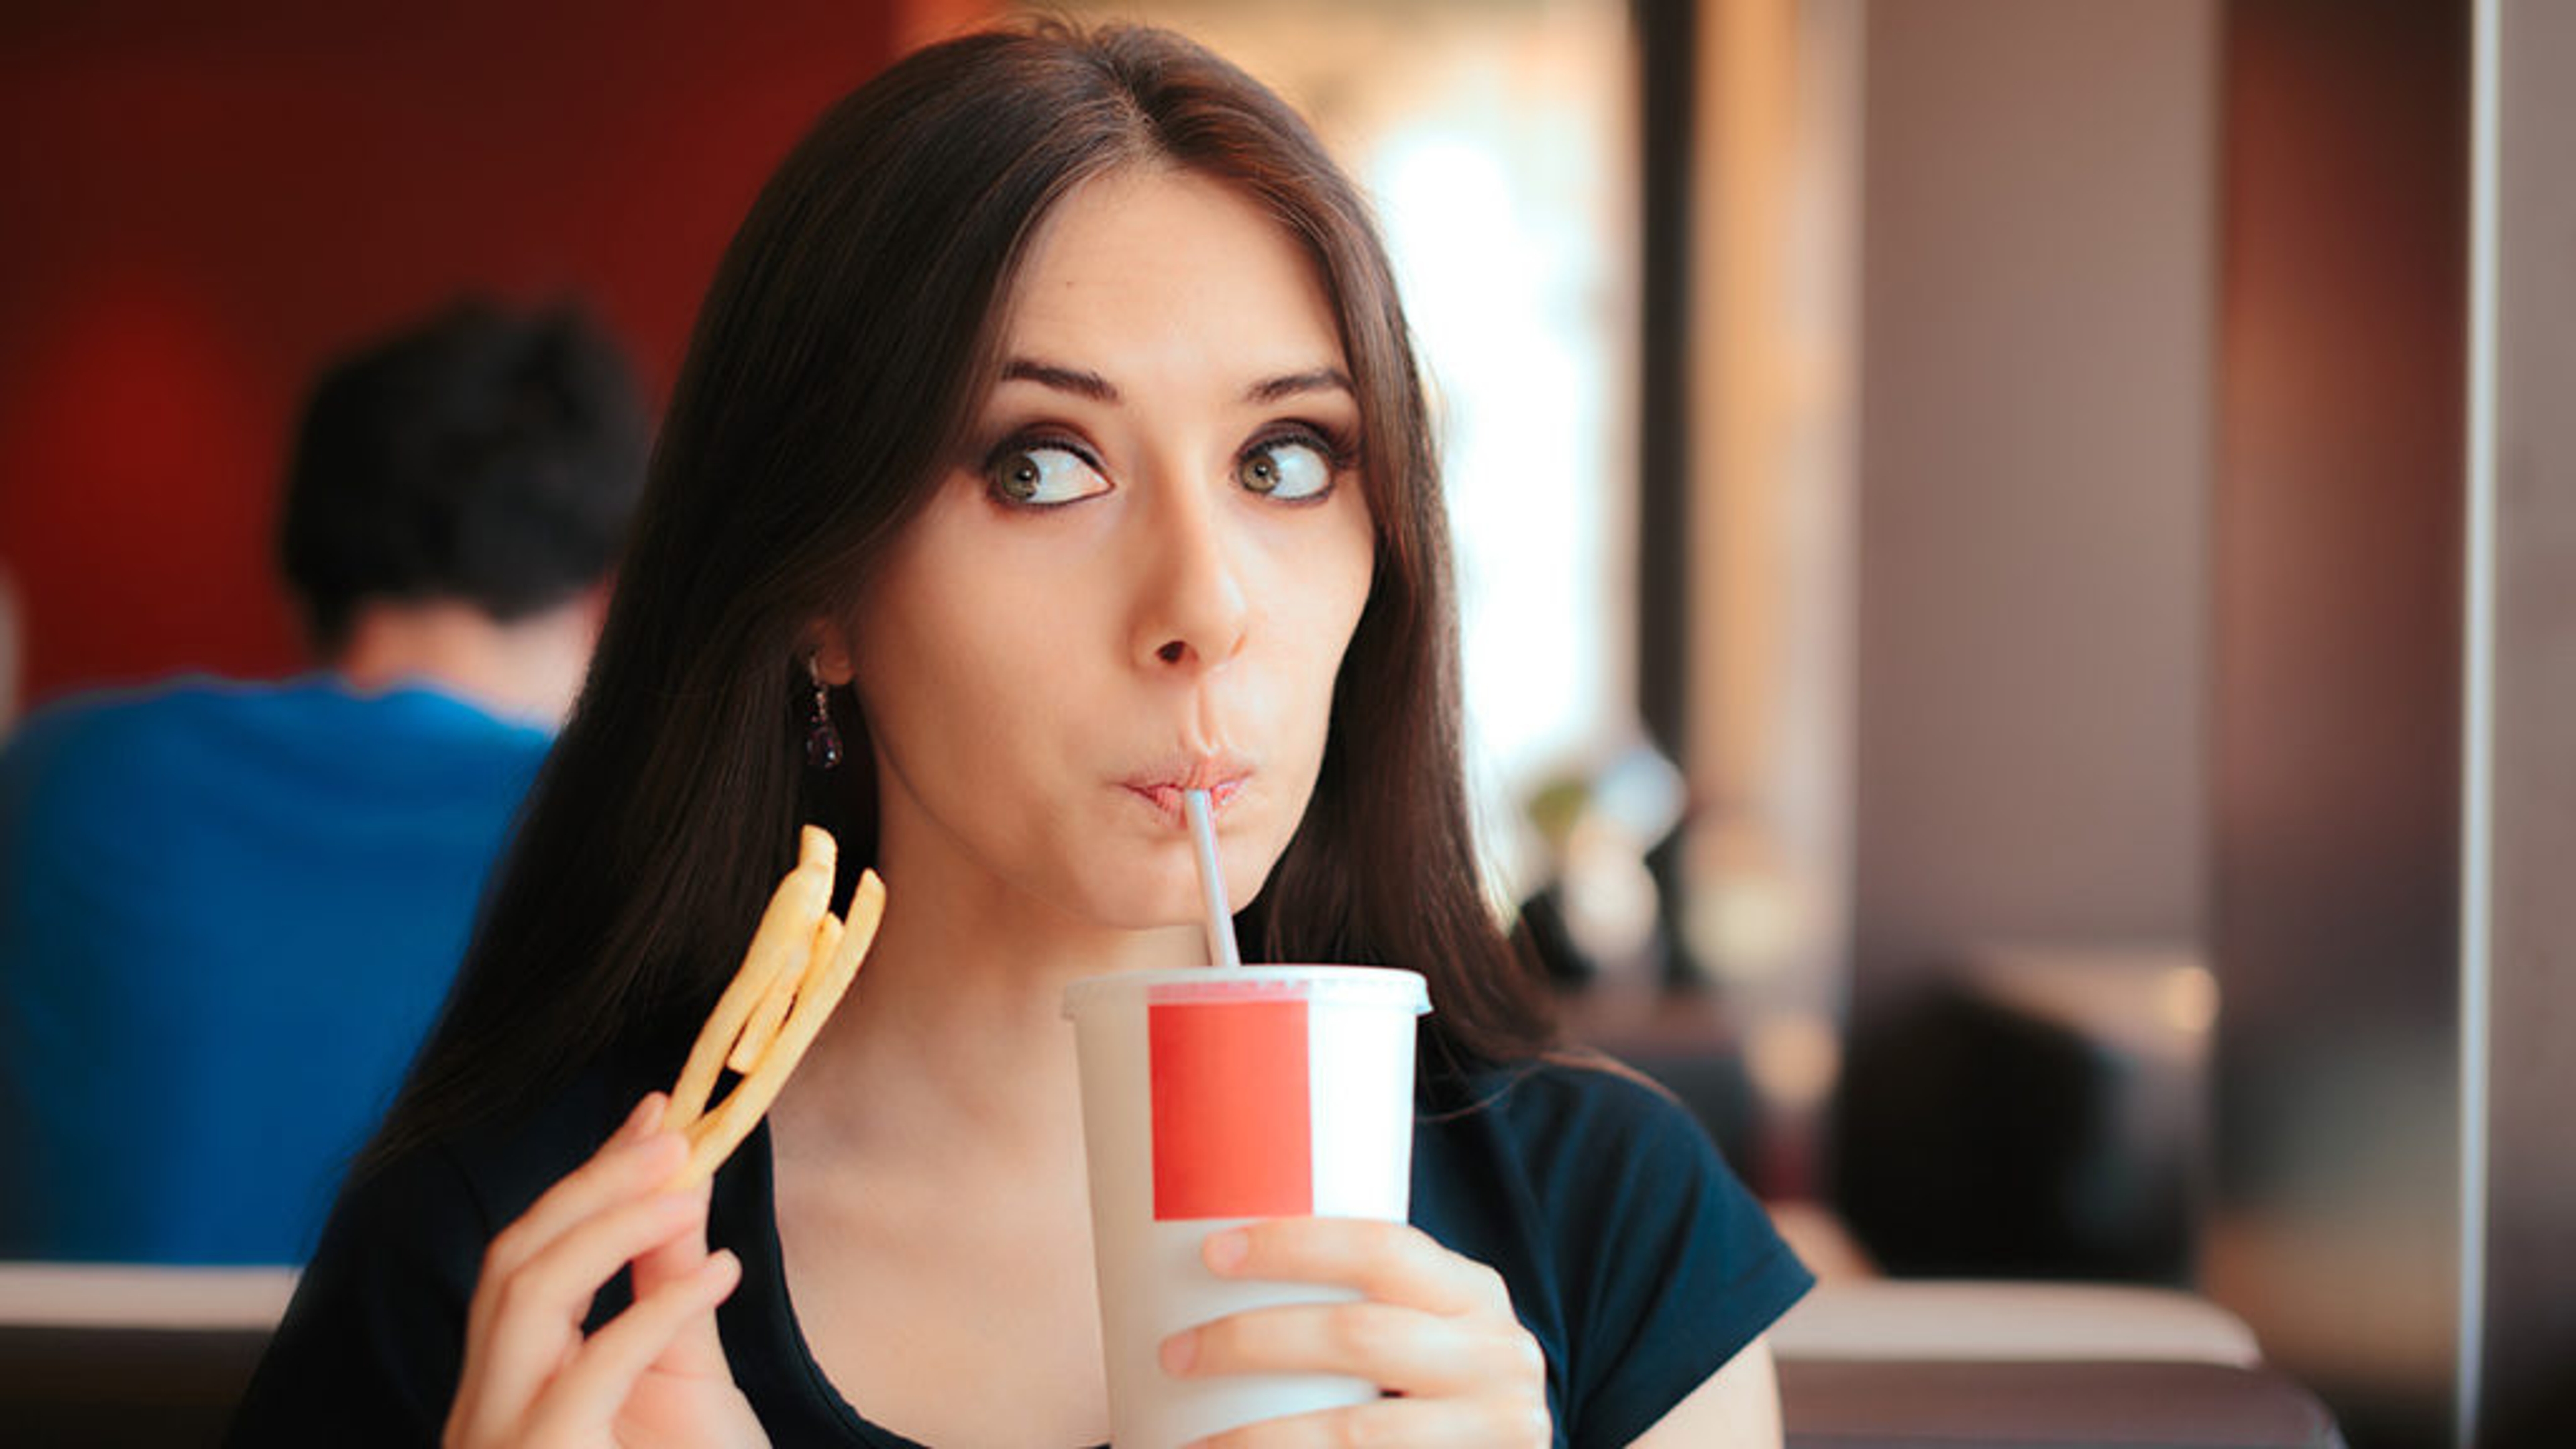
[839,860,887,954]
[662,826,837,1134]
[676,867,885,1187]
[730,912,839,1075]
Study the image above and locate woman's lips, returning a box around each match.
[1120,759,1250,823]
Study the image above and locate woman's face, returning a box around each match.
[822,166,1377,941]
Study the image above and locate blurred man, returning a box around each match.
[0,301,649,1263]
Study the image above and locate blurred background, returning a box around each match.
[3,1,2569,1446]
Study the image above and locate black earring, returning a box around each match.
[802,654,843,771]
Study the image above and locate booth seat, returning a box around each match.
[1773,1279,2346,1449]
[0,1261,2344,1448]
[0,1263,288,1447]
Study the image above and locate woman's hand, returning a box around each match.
[444,1094,767,1449]
[1157,1218,1552,1448]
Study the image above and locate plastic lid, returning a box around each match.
[1062,965,1430,1018]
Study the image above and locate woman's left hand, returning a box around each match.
[1158,1218,1552,1448]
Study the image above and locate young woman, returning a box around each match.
[228,24,1809,1449]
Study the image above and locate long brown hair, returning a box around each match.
[368,21,1550,1171]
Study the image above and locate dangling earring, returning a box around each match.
[802,653,843,771]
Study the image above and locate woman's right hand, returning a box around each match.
[443,1094,767,1449]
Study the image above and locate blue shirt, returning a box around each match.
[0,677,551,1263]
[229,1053,1812,1446]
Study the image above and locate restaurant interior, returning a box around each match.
[1,1,2569,1446]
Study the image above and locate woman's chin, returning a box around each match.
[1069,876,1269,953]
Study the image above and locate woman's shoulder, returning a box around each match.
[376,1058,647,1236]
[1418,1051,1813,1446]
[1415,1045,1811,1319]
[1424,1049,1716,1165]
[228,1062,653,1442]
[308,1066,626,1263]
[1413,1047,1761,1271]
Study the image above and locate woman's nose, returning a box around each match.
[1133,490,1250,672]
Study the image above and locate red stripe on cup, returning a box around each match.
[1149,999,1313,1220]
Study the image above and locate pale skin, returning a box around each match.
[335,588,608,729]
[443,166,1782,1448]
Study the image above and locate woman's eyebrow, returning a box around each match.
[997,359,1352,405]
[1245,368,1354,404]
[1000,358,1118,400]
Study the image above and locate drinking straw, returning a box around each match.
[1183,788,1244,970]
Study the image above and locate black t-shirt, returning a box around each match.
[226,1055,1810,1448]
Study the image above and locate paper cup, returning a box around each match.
[1063,965,1431,1449]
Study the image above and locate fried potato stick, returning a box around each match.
[730,912,839,1075]
[674,866,885,1187]
[662,826,838,1135]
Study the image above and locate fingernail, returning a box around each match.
[1159,1328,1198,1377]
[621,1095,661,1140]
[1203,1228,1248,1273]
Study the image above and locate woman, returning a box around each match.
[229,23,1809,1449]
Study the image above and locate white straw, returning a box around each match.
[1183,788,1243,970]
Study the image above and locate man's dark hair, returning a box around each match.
[278,301,651,655]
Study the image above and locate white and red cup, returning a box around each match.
[1063,965,1432,1449]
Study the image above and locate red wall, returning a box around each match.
[0,3,963,707]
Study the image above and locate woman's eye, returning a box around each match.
[1235,436,1336,501]
[985,443,1107,506]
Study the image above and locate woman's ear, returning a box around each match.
[804,621,858,688]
